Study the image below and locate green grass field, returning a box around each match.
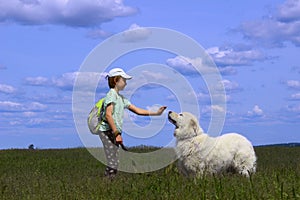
[0,146,299,200]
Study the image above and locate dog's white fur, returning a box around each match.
[168,111,256,177]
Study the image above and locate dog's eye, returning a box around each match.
[179,113,183,116]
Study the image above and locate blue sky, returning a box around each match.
[0,0,300,149]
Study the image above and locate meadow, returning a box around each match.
[0,146,299,200]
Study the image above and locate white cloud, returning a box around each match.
[238,0,300,47]
[240,20,300,47]
[9,120,22,126]
[29,93,72,104]
[211,105,225,113]
[200,105,226,117]
[165,90,228,106]
[290,93,300,100]
[253,105,263,115]
[24,72,107,91]
[55,72,108,91]
[222,79,239,90]
[28,118,51,125]
[166,56,219,75]
[125,70,170,92]
[277,0,300,22]
[86,29,112,39]
[194,92,209,102]
[247,105,264,118]
[0,0,137,27]
[286,80,300,90]
[140,70,169,81]
[0,84,16,94]
[0,101,22,110]
[219,66,237,76]
[193,91,230,105]
[167,56,190,66]
[25,76,50,86]
[206,46,267,66]
[165,94,176,102]
[167,56,237,75]
[0,100,47,112]
[286,103,300,113]
[52,72,77,89]
[121,24,152,42]
[166,56,196,75]
[216,79,241,93]
[146,104,164,112]
[281,103,300,123]
[27,102,47,111]
[23,111,36,117]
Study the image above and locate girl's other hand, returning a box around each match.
[116,134,123,144]
[157,106,167,115]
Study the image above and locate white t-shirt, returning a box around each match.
[99,89,131,132]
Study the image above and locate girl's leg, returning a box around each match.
[99,131,119,176]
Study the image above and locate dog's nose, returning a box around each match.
[168,111,172,114]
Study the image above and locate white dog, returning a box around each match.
[168,111,256,177]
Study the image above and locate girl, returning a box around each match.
[98,68,167,178]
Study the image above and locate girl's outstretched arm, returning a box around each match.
[128,104,167,116]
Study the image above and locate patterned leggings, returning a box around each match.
[99,131,119,175]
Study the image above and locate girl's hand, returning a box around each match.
[156,106,167,115]
[116,134,123,144]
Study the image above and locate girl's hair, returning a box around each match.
[108,76,121,88]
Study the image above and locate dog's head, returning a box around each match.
[168,111,204,140]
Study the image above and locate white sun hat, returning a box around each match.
[107,68,132,79]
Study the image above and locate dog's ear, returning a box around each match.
[189,119,198,134]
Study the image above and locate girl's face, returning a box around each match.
[115,77,127,91]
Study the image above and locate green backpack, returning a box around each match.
[87,98,105,134]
